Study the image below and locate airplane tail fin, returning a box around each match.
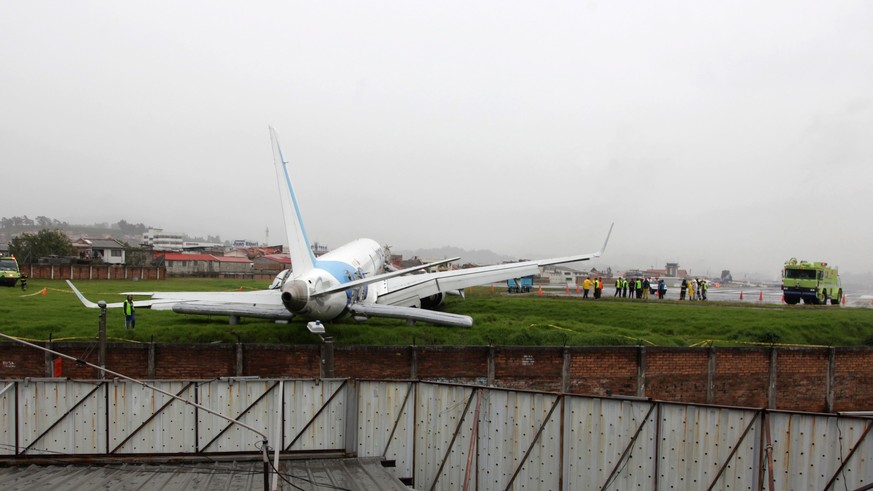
[270,127,316,277]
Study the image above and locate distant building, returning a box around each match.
[181,241,224,254]
[142,229,184,251]
[311,242,330,256]
[73,238,127,265]
[161,253,253,276]
[232,239,260,248]
[541,265,586,285]
[253,254,291,273]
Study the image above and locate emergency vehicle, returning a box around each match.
[0,256,22,287]
[781,258,842,305]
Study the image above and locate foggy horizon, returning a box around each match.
[2,2,871,281]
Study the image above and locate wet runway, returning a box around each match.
[534,284,873,308]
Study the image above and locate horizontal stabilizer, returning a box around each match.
[66,280,186,309]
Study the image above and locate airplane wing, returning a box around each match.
[348,303,473,327]
[67,280,290,319]
[377,223,613,306]
[312,256,461,297]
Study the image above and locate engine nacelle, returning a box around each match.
[281,279,310,313]
[420,292,445,310]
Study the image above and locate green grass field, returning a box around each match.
[2,279,873,347]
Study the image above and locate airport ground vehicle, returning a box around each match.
[781,258,842,305]
[507,276,534,293]
[0,256,22,287]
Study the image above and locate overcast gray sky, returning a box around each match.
[2,1,871,280]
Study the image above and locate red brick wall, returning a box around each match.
[646,348,710,404]
[712,348,770,408]
[494,347,564,392]
[23,264,166,280]
[417,347,489,381]
[568,347,639,397]
[153,345,236,379]
[244,345,320,378]
[777,348,829,412]
[833,348,873,411]
[2,342,872,412]
[335,346,413,379]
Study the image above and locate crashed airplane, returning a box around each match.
[69,127,612,328]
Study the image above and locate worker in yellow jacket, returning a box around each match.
[582,277,592,299]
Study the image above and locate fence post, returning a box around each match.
[98,301,107,380]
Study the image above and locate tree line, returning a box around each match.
[0,216,68,229]
[1,216,149,236]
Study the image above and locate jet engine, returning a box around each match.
[420,292,445,309]
[281,279,310,313]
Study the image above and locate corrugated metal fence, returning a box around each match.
[1,379,870,490]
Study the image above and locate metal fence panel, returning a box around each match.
[0,382,15,455]
[283,379,346,451]
[478,390,562,491]
[356,381,415,480]
[108,380,197,454]
[564,397,656,491]
[17,380,107,455]
[197,379,277,453]
[415,383,475,490]
[768,412,873,490]
[657,404,760,491]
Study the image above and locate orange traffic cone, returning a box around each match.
[739,291,743,301]
[842,295,846,305]
[575,285,580,293]
[538,286,543,296]
[781,294,785,303]
[41,288,47,295]
[565,284,569,293]
[758,291,763,301]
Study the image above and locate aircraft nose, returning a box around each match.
[281,279,309,312]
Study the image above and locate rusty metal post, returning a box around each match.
[98,300,107,380]
[321,337,335,379]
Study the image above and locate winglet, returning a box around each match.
[66,280,100,308]
[598,222,614,256]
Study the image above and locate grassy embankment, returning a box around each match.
[1,279,872,347]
